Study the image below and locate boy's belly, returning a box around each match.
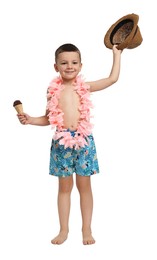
[59,88,81,131]
[62,111,80,131]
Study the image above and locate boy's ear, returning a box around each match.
[54,64,59,72]
[79,63,83,71]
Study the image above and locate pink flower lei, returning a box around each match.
[46,75,93,149]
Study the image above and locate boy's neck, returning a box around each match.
[61,76,77,86]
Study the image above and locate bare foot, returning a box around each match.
[51,231,68,245]
[82,230,95,245]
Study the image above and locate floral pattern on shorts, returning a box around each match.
[49,134,99,177]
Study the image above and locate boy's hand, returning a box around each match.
[17,113,31,125]
[113,44,122,54]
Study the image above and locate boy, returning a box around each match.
[17,43,121,245]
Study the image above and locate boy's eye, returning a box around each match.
[60,61,78,65]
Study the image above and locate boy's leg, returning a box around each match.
[76,175,95,245]
[51,175,73,245]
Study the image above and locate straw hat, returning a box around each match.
[104,13,143,50]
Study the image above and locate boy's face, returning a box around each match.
[54,52,82,81]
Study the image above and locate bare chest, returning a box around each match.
[58,87,80,110]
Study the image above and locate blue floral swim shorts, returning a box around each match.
[49,132,99,177]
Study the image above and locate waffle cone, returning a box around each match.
[14,104,23,114]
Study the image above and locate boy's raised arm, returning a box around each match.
[87,45,122,92]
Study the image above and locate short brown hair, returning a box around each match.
[55,43,81,62]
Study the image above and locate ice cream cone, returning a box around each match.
[13,100,23,114]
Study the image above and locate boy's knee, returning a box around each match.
[59,177,74,193]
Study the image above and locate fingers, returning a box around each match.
[113,44,119,50]
[17,113,29,124]
[113,44,122,53]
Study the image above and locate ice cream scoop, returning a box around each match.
[13,100,23,114]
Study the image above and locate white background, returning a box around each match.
[0,0,157,259]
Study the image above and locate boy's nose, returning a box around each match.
[67,63,72,68]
